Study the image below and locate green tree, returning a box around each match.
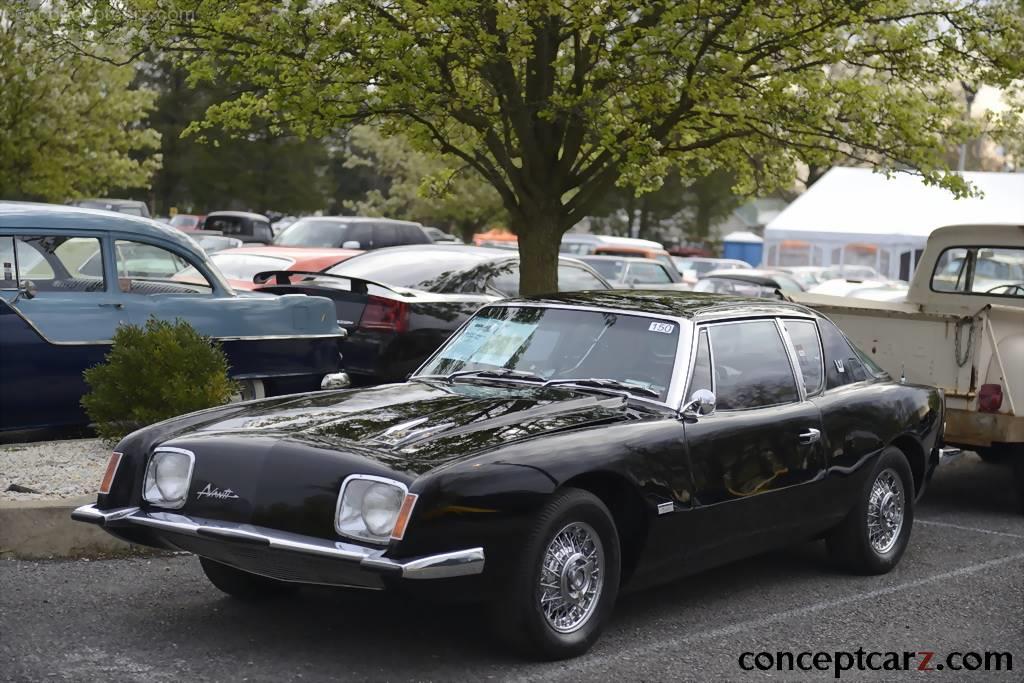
[136,59,331,216]
[0,3,160,201]
[342,126,506,242]
[61,0,1018,293]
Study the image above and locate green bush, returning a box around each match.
[82,317,236,441]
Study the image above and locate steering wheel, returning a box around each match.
[985,283,1024,296]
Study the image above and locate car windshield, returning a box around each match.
[417,305,679,400]
[327,249,497,290]
[274,218,350,247]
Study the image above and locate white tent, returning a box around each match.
[763,167,1024,280]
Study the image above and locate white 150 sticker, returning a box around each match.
[648,322,675,334]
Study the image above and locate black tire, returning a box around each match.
[827,446,914,575]
[199,557,296,600]
[490,488,621,660]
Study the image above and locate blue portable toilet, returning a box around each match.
[722,231,764,266]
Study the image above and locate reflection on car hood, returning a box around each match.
[161,382,657,475]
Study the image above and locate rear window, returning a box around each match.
[275,219,350,247]
[932,246,1024,298]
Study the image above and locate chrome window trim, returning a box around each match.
[700,317,803,413]
[775,318,808,403]
[143,446,196,510]
[679,327,714,411]
[779,317,826,397]
[411,301,693,410]
[334,473,410,546]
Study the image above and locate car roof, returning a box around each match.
[212,246,360,271]
[288,215,423,227]
[0,201,202,254]
[205,211,269,220]
[704,269,790,283]
[73,198,147,207]
[502,290,817,321]
[579,255,664,263]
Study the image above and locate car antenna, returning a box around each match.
[899,364,906,384]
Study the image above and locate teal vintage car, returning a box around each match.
[0,202,347,435]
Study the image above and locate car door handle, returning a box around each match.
[98,303,124,310]
[798,428,821,445]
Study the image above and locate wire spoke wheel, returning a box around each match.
[536,521,605,634]
[866,468,905,554]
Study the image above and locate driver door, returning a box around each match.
[681,319,827,561]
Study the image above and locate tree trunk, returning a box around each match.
[515,219,563,296]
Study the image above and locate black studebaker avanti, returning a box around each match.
[74,291,948,659]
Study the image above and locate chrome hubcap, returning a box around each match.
[537,521,604,633]
[867,469,904,554]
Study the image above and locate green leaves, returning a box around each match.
[0,2,160,201]
[81,318,236,442]
[56,0,1022,292]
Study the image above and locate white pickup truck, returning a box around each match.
[790,224,1024,508]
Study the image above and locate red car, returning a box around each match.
[177,246,361,290]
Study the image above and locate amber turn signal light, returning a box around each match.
[99,452,123,494]
[390,493,419,540]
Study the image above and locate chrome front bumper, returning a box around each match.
[72,504,483,586]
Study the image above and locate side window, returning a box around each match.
[708,321,799,410]
[818,318,870,389]
[254,221,272,242]
[628,262,672,284]
[403,225,431,244]
[558,264,608,291]
[686,329,712,397]
[373,224,399,249]
[7,236,106,293]
[782,319,824,395]
[488,263,520,297]
[346,224,372,249]
[114,240,193,288]
[0,236,14,288]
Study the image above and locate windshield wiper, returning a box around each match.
[410,369,545,384]
[443,368,546,384]
[542,378,661,399]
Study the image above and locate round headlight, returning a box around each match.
[361,483,404,536]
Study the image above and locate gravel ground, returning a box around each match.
[0,438,109,501]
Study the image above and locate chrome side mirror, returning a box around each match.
[15,279,36,301]
[683,389,716,418]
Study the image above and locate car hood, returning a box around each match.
[162,381,656,476]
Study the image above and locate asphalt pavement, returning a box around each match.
[2,454,1022,682]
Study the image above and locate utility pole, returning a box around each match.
[957,81,978,173]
